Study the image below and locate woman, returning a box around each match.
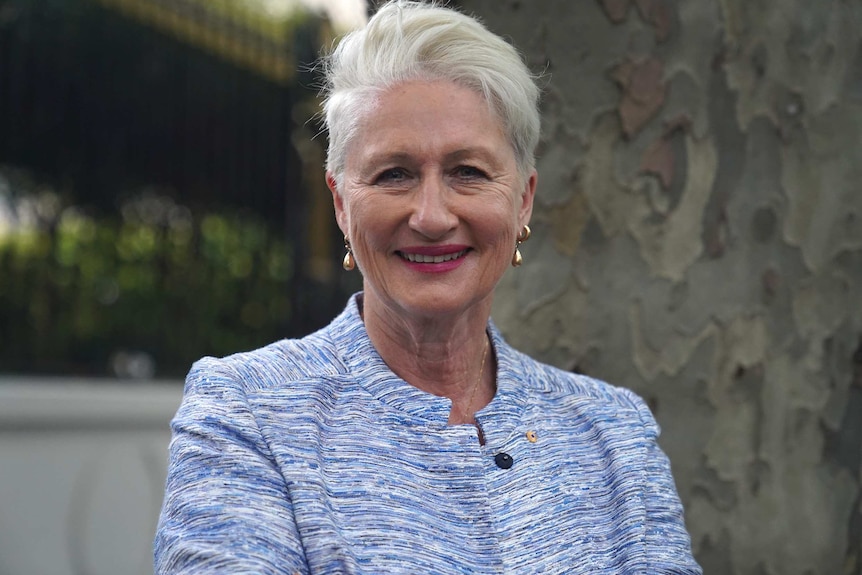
[155,2,701,573]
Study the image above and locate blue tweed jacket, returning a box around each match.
[155,294,701,574]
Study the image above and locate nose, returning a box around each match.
[408,175,457,239]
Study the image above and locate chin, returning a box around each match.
[395,290,492,320]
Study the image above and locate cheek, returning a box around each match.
[344,201,398,251]
[341,191,371,235]
[476,197,521,244]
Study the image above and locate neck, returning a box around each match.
[360,290,497,427]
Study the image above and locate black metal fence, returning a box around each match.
[0,0,354,377]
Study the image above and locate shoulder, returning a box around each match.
[193,330,342,390]
[506,345,656,433]
[185,300,362,396]
[535,356,643,408]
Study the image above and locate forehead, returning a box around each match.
[347,80,512,167]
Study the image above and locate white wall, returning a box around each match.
[0,379,182,575]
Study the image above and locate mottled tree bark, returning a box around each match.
[457,1,862,573]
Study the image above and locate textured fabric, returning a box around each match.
[155,294,702,574]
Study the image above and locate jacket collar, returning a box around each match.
[328,293,532,450]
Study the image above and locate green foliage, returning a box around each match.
[0,190,294,377]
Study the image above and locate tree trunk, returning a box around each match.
[458,1,862,573]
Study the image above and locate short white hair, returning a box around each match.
[320,0,541,187]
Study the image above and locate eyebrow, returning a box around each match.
[360,146,504,170]
[445,147,501,164]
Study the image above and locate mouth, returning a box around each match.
[398,249,469,264]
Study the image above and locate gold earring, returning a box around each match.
[512,225,531,267]
[342,237,355,271]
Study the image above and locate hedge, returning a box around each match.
[0,187,294,378]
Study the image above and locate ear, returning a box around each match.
[326,171,349,236]
[518,169,537,228]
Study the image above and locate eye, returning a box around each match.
[454,165,488,179]
[374,168,408,184]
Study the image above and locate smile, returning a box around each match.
[399,249,468,263]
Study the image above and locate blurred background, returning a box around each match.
[0,0,366,379]
[0,0,364,573]
[1,1,861,574]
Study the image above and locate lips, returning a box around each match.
[399,249,468,263]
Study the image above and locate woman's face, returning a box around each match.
[328,79,536,322]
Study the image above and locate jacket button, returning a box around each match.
[494,452,513,469]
